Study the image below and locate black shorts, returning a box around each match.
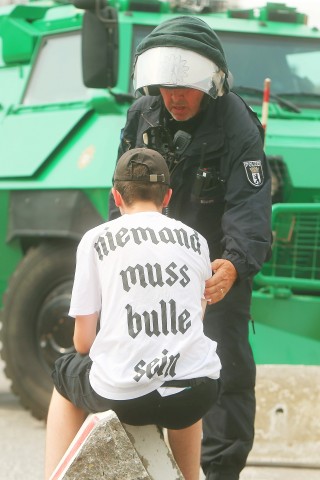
[52,353,218,430]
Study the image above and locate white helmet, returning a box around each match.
[133,46,226,99]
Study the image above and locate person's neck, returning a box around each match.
[121,202,162,215]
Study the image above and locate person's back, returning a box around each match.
[75,211,220,400]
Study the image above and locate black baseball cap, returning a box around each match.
[113,148,170,185]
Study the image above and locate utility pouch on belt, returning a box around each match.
[192,143,225,203]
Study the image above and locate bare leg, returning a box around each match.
[167,420,202,480]
[45,388,86,480]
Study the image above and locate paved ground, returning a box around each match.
[0,361,46,479]
[1,358,319,480]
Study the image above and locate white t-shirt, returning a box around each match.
[69,211,221,400]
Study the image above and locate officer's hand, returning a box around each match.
[204,259,238,304]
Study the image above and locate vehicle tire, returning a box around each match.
[0,241,77,420]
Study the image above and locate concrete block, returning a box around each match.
[50,410,183,480]
[123,423,183,479]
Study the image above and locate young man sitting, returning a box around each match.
[45,148,221,480]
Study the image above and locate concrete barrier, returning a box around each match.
[50,365,320,479]
[49,410,183,480]
[247,365,320,468]
[199,365,320,479]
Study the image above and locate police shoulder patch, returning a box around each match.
[243,160,264,187]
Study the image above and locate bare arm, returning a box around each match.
[73,312,99,354]
[201,297,207,320]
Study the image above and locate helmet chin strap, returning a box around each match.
[143,86,161,96]
[142,80,224,100]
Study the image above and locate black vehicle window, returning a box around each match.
[130,25,154,94]
[130,26,320,103]
[218,32,320,96]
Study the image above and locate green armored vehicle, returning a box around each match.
[0,0,319,419]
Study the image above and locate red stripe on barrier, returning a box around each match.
[50,414,100,480]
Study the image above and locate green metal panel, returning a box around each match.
[83,187,110,220]
[36,110,126,189]
[265,120,320,194]
[0,106,91,178]
[251,290,320,365]
[0,103,128,189]
[256,204,320,290]
[0,4,82,65]
[1,18,37,63]
[252,204,320,366]
[0,191,23,306]
[109,0,170,13]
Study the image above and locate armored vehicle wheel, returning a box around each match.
[0,242,76,420]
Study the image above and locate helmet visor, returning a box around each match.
[133,47,226,99]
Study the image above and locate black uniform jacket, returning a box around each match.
[109,92,272,281]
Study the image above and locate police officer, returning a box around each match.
[108,16,272,480]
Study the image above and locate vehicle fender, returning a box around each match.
[7,189,103,242]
